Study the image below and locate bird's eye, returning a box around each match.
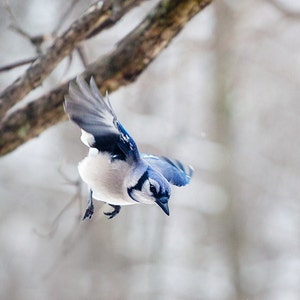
[149,183,156,195]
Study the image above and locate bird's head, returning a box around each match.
[127,166,171,216]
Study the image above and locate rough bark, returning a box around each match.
[0,0,212,156]
[0,0,146,119]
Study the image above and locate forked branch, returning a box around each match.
[0,0,212,156]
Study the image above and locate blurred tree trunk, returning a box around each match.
[212,2,241,299]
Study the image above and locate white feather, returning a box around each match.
[80,130,95,147]
[78,152,138,206]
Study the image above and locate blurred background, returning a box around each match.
[1,0,300,299]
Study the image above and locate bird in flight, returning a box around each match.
[64,76,193,219]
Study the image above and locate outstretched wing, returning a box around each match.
[64,76,139,162]
[142,154,193,187]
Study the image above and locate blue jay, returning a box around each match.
[64,76,193,219]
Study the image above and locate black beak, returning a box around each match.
[155,197,170,216]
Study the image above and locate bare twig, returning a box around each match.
[0,0,212,157]
[34,165,82,238]
[76,45,89,68]
[52,0,81,36]
[2,0,50,53]
[0,0,86,73]
[0,0,147,119]
[0,57,37,72]
[2,0,24,35]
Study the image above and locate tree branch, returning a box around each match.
[0,0,146,119]
[0,0,212,157]
[0,57,37,72]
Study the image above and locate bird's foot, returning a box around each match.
[82,189,94,220]
[104,204,121,219]
[82,205,94,220]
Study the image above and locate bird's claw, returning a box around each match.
[82,205,94,220]
[82,189,94,220]
[104,204,121,219]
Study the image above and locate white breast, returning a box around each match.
[78,151,137,206]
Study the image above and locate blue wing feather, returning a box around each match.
[64,76,140,162]
[142,154,193,187]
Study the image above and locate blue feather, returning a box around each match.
[64,76,140,162]
[142,154,193,187]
